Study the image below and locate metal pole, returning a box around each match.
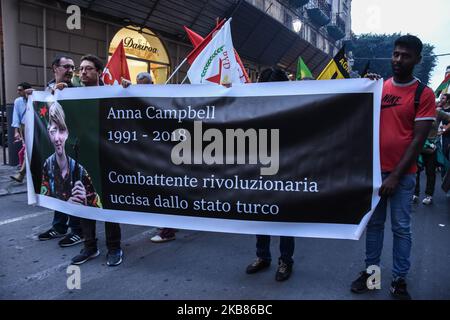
[165,58,187,84]
[1,1,6,164]
[181,74,188,84]
[43,8,47,86]
[176,44,180,83]
[106,24,110,60]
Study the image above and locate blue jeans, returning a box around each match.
[256,235,295,265]
[365,173,415,279]
[52,211,82,235]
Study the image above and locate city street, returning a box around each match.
[1,172,449,300]
[1,0,450,305]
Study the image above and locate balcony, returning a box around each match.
[327,15,346,40]
[306,0,331,27]
[288,0,309,8]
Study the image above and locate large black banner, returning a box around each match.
[26,79,382,239]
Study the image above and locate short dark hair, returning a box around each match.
[394,35,423,57]
[18,82,32,90]
[51,55,73,68]
[258,67,289,83]
[80,54,104,72]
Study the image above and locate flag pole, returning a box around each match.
[165,58,187,84]
[181,74,189,84]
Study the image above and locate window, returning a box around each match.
[342,0,350,14]
[109,26,170,84]
[284,12,293,28]
[323,40,328,53]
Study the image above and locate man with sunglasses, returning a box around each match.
[38,55,84,247]
[46,56,77,93]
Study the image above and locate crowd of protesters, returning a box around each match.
[8,34,450,300]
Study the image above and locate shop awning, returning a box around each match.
[58,0,331,76]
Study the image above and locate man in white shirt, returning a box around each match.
[10,82,32,183]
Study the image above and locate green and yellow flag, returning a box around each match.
[296,57,314,80]
[435,74,450,97]
[317,46,350,80]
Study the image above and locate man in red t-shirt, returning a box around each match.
[351,35,435,300]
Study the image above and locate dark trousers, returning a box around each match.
[415,152,437,197]
[81,218,121,251]
[256,235,295,265]
[443,135,450,161]
[52,211,82,235]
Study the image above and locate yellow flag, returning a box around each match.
[318,46,350,80]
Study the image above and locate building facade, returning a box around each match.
[1,0,352,104]
[247,0,352,56]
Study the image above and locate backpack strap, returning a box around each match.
[414,80,427,111]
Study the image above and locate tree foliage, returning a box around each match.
[350,34,437,85]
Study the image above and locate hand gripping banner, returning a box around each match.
[25,79,382,240]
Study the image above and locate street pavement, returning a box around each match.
[0,161,27,196]
[1,164,449,300]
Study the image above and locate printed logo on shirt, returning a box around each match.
[381,94,402,109]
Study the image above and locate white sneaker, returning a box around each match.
[150,234,175,243]
[412,195,419,203]
[422,196,432,205]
